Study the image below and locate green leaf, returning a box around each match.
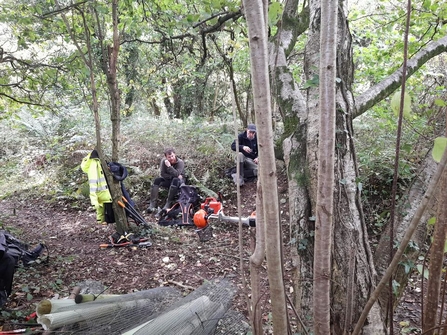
[427,217,437,226]
[432,137,447,163]
[390,91,411,118]
[268,2,283,28]
[422,0,431,10]
[417,264,429,279]
[434,99,446,107]
[302,75,319,89]
[186,14,200,23]
[211,0,222,9]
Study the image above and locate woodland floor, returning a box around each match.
[0,169,424,334]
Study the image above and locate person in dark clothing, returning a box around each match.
[147,148,186,213]
[0,233,16,307]
[231,123,258,186]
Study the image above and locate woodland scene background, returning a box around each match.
[0,0,447,334]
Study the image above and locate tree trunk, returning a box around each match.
[305,2,382,333]
[54,0,127,233]
[244,0,289,333]
[374,151,436,315]
[423,168,447,334]
[313,0,338,333]
[249,180,265,334]
[274,0,447,332]
[101,0,127,234]
[273,0,384,333]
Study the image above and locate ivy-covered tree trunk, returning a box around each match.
[274,0,447,333]
[273,0,383,333]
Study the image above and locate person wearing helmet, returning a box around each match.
[231,124,258,186]
[147,148,186,213]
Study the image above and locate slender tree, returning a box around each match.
[243,0,288,333]
[53,0,127,233]
[313,0,338,333]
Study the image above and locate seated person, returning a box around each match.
[231,124,258,186]
[147,148,186,213]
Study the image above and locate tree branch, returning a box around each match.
[0,92,49,108]
[122,10,242,46]
[354,35,447,118]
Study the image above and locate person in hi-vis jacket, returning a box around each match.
[81,149,112,224]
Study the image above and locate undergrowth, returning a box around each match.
[0,107,240,202]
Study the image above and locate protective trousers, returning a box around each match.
[163,185,179,209]
[147,185,160,213]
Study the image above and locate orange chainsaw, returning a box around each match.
[193,195,256,228]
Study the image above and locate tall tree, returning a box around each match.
[52,0,127,233]
[243,0,288,333]
[313,0,338,333]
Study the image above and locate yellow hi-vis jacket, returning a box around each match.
[81,153,112,207]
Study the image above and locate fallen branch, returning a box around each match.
[166,280,195,291]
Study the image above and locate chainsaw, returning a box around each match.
[193,195,256,229]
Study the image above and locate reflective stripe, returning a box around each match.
[89,185,108,193]
[88,177,107,184]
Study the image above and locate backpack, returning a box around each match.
[158,185,202,227]
[104,162,145,225]
[1,231,48,267]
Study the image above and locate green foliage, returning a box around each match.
[390,91,412,119]
[0,107,243,201]
[350,0,446,99]
[432,137,447,163]
[416,263,429,280]
[268,2,283,29]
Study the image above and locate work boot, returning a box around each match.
[146,185,159,213]
[163,185,178,210]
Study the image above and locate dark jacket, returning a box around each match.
[231,132,258,160]
[160,157,185,180]
[108,162,134,207]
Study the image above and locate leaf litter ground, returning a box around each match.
[0,171,426,334]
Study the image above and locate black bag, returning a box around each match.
[1,230,47,267]
[105,162,145,225]
[104,203,115,224]
[158,185,202,227]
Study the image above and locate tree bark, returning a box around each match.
[272,0,447,331]
[374,151,436,314]
[313,0,337,333]
[274,0,383,333]
[101,0,127,234]
[249,180,265,334]
[243,0,289,333]
[423,169,447,334]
